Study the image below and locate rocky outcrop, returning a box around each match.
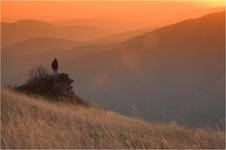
[16,73,88,106]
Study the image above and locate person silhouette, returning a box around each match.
[51,58,58,75]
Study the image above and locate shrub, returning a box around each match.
[28,65,50,82]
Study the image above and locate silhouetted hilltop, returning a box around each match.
[16,73,87,106]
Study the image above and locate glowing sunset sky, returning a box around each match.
[1,1,225,29]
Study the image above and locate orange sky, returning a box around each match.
[1,1,225,29]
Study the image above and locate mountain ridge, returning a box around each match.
[2,37,83,53]
[1,19,113,47]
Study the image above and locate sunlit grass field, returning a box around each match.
[1,88,225,149]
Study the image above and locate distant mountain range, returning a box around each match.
[3,37,83,54]
[2,11,225,128]
[1,19,156,48]
[1,20,112,47]
[52,18,135,32]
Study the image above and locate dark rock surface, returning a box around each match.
[16,73,88,106]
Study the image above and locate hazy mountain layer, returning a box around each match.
[1,20,112,47]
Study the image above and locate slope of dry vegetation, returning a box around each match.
[1,88,225,149]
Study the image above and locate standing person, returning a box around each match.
[51,58,58,75]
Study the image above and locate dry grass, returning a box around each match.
[1,88,225,149]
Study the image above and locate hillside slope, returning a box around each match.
[1,88,225,149]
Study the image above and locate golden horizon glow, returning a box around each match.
[1,1,225,31]
[197,0,225,7]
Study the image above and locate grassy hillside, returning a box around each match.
[1,88,225,149]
